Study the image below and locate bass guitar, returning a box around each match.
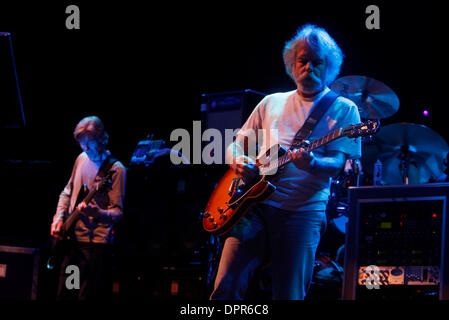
[46,170,115,270]
[202,120,379,235]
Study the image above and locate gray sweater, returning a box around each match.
[52,152,126,244]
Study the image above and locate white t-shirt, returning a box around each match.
[234,87,362,212]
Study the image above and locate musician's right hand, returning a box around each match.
[230,156,259,181]
[50,220,63,240]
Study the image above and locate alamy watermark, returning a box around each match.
[65,5,80,30]
[364,265,381,289]
[65,264,80,290]
[169,121,279,172]
[64,5,379,31]
[365,5,380,30]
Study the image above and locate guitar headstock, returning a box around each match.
[342,120,380,138]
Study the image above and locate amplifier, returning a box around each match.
[161,265,205,299]
[0,245,40,300]
[201,89,266,164]
[342,183,449,300]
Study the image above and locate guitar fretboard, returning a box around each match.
[259,128,343,175]
[62,184,99,234]
[306,128,342,151]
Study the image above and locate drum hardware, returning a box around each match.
[398,144,418,185]
[361,123,449,185]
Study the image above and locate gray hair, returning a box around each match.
[282,24,344,85]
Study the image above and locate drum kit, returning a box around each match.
[315,75,449,281]
[307,76,449,297]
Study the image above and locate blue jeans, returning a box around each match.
[210,203,326,300]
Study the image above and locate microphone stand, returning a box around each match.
[398,145,417,185]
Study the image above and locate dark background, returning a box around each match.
[0,1,445,299]
[1,1,444,160]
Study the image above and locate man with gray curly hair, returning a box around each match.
[211,24,361,300]
[283,24,344,95]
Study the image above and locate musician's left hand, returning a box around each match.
[77,202,102,219]
[288,148,317,171]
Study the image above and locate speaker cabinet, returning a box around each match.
[0,245,40,300]
[201,89,266,164]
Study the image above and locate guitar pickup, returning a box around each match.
[228,177,241,196]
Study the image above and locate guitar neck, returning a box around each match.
[62,184,99,235]
[304,128,343,152]
[260,128,344,175]
[62,208,81,234]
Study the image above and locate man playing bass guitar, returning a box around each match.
[50,116,126,300]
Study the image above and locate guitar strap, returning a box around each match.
[96,153,118,179]
[61,154,118,234]
[290,90,339,150]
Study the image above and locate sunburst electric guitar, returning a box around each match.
[202,120,379,235]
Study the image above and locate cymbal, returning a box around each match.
[330,75,400,119]
[362,123,449,185]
